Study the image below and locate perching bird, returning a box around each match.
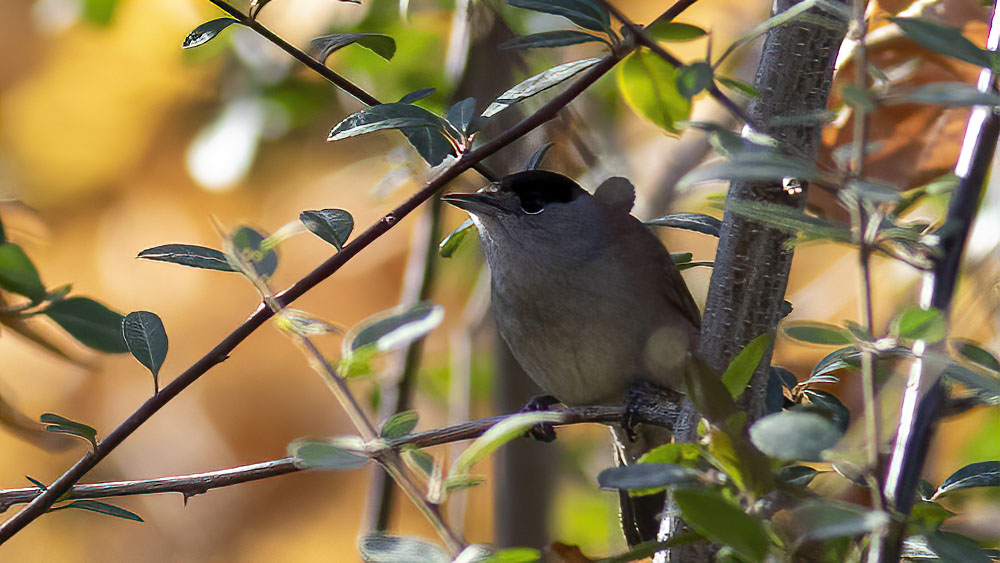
[442,170,701,544]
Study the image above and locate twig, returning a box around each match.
[0,406,624,512]
[875,3,1000,560]
[0,49,627,544]
[205,0,498,183]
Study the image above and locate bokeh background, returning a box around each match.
[0,0,998,560]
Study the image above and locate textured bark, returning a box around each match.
[661,2,849,560]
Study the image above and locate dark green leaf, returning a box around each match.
[893,17,993,68]
[44,297,128,353]
[445,97,477,137]
[617,50,691,134]
[788,501,889,542]
[230,226,278,279]
[400,126,457,166]
[721,334,772,399]
[841,83,876,113]
[123,311,168,393]
[329,103,448,142]
[749,409,842,461]
[380,410,418,438]
[597,463,698,490]
[886,82,1000,107]
[812,346,860,377]
[344,302,445,354]
[925,530,992,563]
[765,367,787,414]
[288,438,368,470]
[398,87,436,104]
[82,0,119,26]
[508,0,611,33]
[645,212,721,236]
[52,500,143,522]
[500,30,606,50]
[309,33,396,63]
[683,355,737,425]
[40,413,98,449]
[137,244,237,272]
[646,22,707,42]
[300,209,354,251]
[0,243,46,302]
[676,62,714,98]
[944,364,1000,404]
[953,339,1000,373]
[680,152,822,189]
[438,219,474,258]
[780,465,818,487]
[483,58,603,119]
[359,534,450,563]
[182,18,239,49]
[782,322,853,346]
[24,475,46,490]
[802,390,850,432]
[892,307,947,343]
[933,461,1000,499]
[524,142,554,170]
[674,488,769,562]
[772,366,799,391]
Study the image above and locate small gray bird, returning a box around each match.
[442,170,701,543]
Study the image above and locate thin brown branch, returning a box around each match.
[0,406,623,512]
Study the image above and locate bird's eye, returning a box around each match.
[520,192,546,214]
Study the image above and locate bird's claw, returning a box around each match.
[521,394,561,443]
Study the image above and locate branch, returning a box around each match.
[205,0,498,183]
[0,406,623,512]
[0,46,628,543]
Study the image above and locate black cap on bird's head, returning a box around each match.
[441,170,587,217]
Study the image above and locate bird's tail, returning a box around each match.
[611,424,673,545]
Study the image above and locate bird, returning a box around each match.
[441,169,702,544]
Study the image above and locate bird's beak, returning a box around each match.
[441,192,505,214]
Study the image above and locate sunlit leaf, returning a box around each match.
[617,50,691,134]
[721,334,772,399]
[359,534,450,563]
[893,17,994,68]
[749,409,842,461]
[482,58,603,119]
[122,311,168,393]
[508,0,611,33]
[782,322,853,346]
[40,413,98,449]
[82,0,119,26]
[479,547,542,563]
[0,243,46,302]
[300,209,354,251]
[443,474,485,493]
[638,443,702,466]
[182,18,239,49]
[309,33,397,63]
[274,309,341,336]
[137,244,237,272]
[380,410,419,438]
[645,212,721,236]
[52,500,143,522]
[438,219,475,258]
[646,22,707,42]
[500,30,606,50]
[891,307,947,343]
[288,438,368,470]
[450,412,563,476]
[343,302,445,355]
[674,488,769,562]
[44,297,128,353]
[933,461,1000,499]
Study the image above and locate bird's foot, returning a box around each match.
[623,380,684,441]
[520,394,561,443]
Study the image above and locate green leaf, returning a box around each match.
[674,488,769,562]
[482,58,603,119]
[953,339,1000,373]
[508,0,611,33]
[288,438,368,470]
[944,364,1000,404]
[40,413,98,449]
[343,302,445,355]
[782,322,853,346]
[679,152,823,190]
[182,18,239,49]
[359,534,450,563]
[683,356,737,425]
[910,500,955,531]
[137,244,237,272]
[749,409,842,461]
[480,547,542,563]
[893,17,994,68]
[646,22,707,42]
[398,87,436,104]
[82,0,119,26]
[925,530,992,563]
[892,306,947,343]
[309,33,397,63]
[933,461,1000,499]
[811,346,860,378]
[228,226,278,280]
[885,82,1000,107]
[676,62,714,98]
[638,443,702,466]
[597,463,698,491]
[122,311,169,393]
[380,410,419,438]
[617,50,691,134]
[443,474,485,493]
[274,309,341,337]
[44,297,128,353]
[801,390,850,432]
[450,412,563,476]
[52,500,143,522]
[299,209,354,251]
[721,334,772,399]
[780,465,819,487]
[438,219,475,258]
[329,103,449,142]
[500,30,606,50]
[0,243,46,302]
[445,97,477,137]
[400,126,458,167]
[788,501,889,542]
[645,212,721,236]
[0,213,5,244]
[716,76,760,98]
